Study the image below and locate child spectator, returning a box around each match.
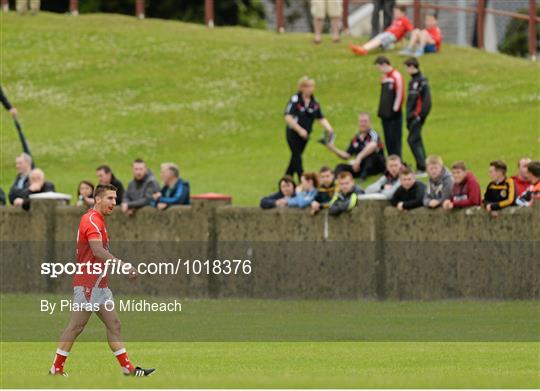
[260,176,296,209]
[423,155,453,208]
[310,166,337,214]
[442,162,481,210]
[484,160,516,214]
[364,154,402,199]
[399,13,442,57]
[13,168,55,210]
[96,165,125,205]
[76,180,95,208]
[391,166,426,211]
[122,158,160,216]
[329,171,364,216]
[349,5,413,55]
[327,112,386,181]
[288,172,318,209]
[152,163,190,210]
[516,161,540,207]
[511,157,532,197]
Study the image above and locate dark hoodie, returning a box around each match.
[123,172,160,209]
[451,171,481,208]
[260,189,296,209]
[423,166,453,207]
[328,184,364,216]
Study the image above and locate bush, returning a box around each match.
[498,8,540,58]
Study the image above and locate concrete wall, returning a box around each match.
[1,199,538,299]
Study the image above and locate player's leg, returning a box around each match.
[400,29,420,55]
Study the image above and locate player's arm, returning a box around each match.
[88,239,137,279]
[326,143,350,160]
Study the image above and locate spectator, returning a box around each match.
[328,171,364,216]
[121,158,160,216]
[403,57,431,175]
[391,166,426,211]
[288,172,318,209]
[349,5,413,55]
[399,13,443,57]
[371,0,395,38]
[423,155,453,208]
[260,176,296,209]
[151,163,190,210]
[484,160,516,214]
[16,0,40,14]
[310,166,337,215]
[442,162,481,210]
[76,180,95,208]
[13,168,55,210]
[516,161,540,207]
[96,165,125,205]
[310,0,343,44]
[327,112,386,181]
[364,154,402,199]
[284,76,335,181]
[511,157,532,197]
[0,187,5,206]
[8,153,32,204]
[0,86,18,117]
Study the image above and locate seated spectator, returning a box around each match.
[121,158,160,216]
[423,155,453,208]
[391,166,426,211]
[363,154,402,199]
[152,163,190,210]
[442,161,481,210]
[288,172,318,209]
[511,157,532,197]
[516,161,540,207]
[13,168,55,210]
[0,187,5,206]
[329,171,364,216]
[327,112,386,181]
[399,13,442,57]
[76,180,95,208]
[484,160,516,215]
[8,153,32,205]
[96,165,125,205]
[310,166,337,215]
[349,5,413,56]
[260,176,296,209]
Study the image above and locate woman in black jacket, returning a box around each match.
[260,176,296,209]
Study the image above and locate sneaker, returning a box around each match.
[414,48,424,57]
[349,43,367,56]
[317,132,336,146]
[126,366,156,377]
[48,370,68,376]
[399,47,413,56]
[415,170,428,178]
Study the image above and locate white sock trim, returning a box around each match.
[56,348,69,357]
[113,348,126,356]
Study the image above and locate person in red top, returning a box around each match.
[516,161,540,207]
[511,157,532,197]
[443,162,481,210]
[400,13,443,57]
[350,5,413,56]
[50,184,155,378]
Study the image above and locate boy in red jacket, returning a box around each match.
[511,157,532,197]
[442,161,481,210]
[350,5,413,56]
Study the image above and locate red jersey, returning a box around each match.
[73,209,110,288]
[512,175,532,197]
[385,16,413,41]
[426,26,443,50]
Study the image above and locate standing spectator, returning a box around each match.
[399,13,443,57]
[516,161,540,207]
[310,0,343,44]
[284,77,335,182]
[442,162,481,210]
[151,163,190,210]
[364,154,402,199]
[260,176,296,209]
[310,166,337,214]
[423,155,453,208]
[371,0,395,38]
[373,56,404,158]
[511,157,532,197]
[287,172,318,209]
[0,187,5,206]
[484,160,516,214]
[403,57,431,175]
[121,158,160,216]
[0,86,18,117]
[16,0,40,14]
[327,112,386,181]
[350,5,413,55]
[76,181,95,208]
[96,165,125,205]
[391,166,426,211]
[8,153,32,204]
[13,168,55,210]
[328,171,364,216]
